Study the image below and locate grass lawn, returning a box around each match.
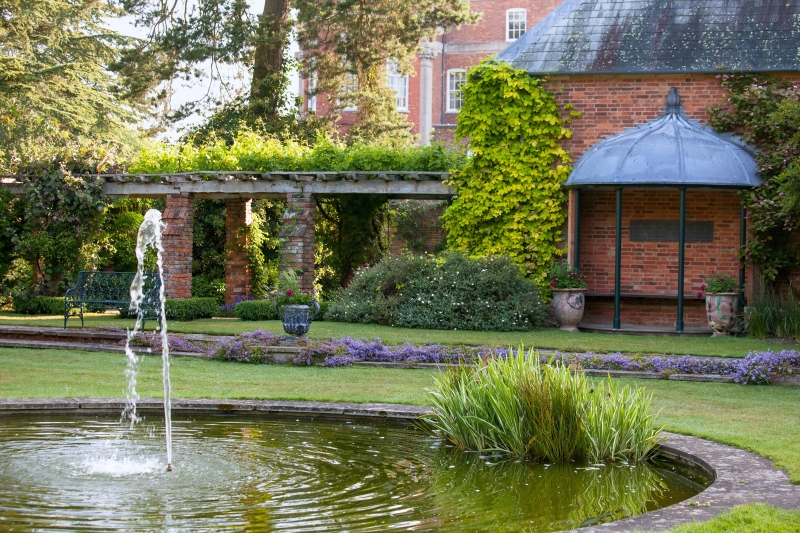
[667,504,800,532]
[1,346,799,483]
[0,312,792,357]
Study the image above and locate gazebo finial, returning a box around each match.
[665,87,682,115]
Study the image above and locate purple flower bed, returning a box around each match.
[208,329,288,363]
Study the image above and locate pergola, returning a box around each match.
[565,88,761,332]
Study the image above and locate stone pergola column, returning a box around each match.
[225,198,254,304]
[418,42,443,146]
[162,193,194,299]
[279,193,316,292]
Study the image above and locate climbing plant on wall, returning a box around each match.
[442,60,575,285]
[709,73,800,286]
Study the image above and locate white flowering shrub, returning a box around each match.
[326,252,546,331]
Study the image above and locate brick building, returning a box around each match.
[497,0,800,331]
[300,0,564,144]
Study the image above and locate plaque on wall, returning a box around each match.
[629,220,714,242]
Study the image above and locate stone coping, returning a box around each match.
[0,398,798,532]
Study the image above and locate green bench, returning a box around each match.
[64,271,161,329]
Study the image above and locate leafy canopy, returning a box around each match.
[442,60,575,284]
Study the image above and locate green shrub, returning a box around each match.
[746,291,800,341]
[422,348,663,463]
[164,298,218,321]
[12,294,64,315]
[233,300,276,321]
[325,252,546,331]
[191,275,225,305]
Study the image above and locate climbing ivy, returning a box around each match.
[709,74,800,285]
[442,60,575,285]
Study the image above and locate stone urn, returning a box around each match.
[705,292,738,336]
[550,288,587,332]
[276,301,320,336]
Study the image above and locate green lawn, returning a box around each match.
[1,346,799,483]
[0,312,791,357]
[666,504,800,533]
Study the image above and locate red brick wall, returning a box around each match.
[225,199,253,304]
[388,200,448,256]
[162,194,194,299]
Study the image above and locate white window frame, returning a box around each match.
[386,60,409,112]
[506,8,527,41]
[341,71,358,112]
[306,72,317,113]
[446,69,467,113]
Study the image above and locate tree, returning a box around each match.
[0,0,142,166]
[294,0,477,140]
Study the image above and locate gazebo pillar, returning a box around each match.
[225,198,254,304]
[676,187,686,332]
[279,193,316,292]
[613,187,622,330]
[162,193,194,299]
[574,189,581,269]
[739,201,747,311]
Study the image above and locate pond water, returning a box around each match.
[0,415,711,532]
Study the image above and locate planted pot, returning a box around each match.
[276,301,321,336]
[551,288,587,332]
[705,292,738,337]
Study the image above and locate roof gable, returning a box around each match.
[497,0,800,74]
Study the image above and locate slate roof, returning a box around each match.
[565,88,761,188]
[497,0,800,74]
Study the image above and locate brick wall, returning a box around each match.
[279,194,316,292]
[162,194,194,299]
[388,200,448,256]
[225,198,253,304]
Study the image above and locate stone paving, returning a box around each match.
[0,398,798,532]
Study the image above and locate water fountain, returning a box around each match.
[123,209,173,472]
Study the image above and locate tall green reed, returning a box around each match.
[422,347,664,463]
[746,290,800,341]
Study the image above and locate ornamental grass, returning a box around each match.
[422,347,664,463]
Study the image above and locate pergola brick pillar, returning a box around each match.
[225,198,254,304]
[162,193,194,299]
[279,193,316,292]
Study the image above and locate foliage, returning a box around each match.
[233,300,277,321]
[442,61,575,285]
[0,191,24,297]
[709,74,800,285]
[294,0,477,141]
[701,273,738,294]
[745,291,800,342]
[391,200,447,255]
[209,329,287,363]
[422,348,663,462]
[164,298,219,321]
[275,270,312,305]
[12,145,116,295]
[11,295,63,315]
[0,0,142,167]
[128,132,467,173]
[192,274,226,304]
[547,260,587,289]
[325,252,547,331]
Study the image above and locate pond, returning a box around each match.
[0,414,711,532]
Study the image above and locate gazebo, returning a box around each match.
[566,88,760,332]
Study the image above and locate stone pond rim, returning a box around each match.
[1,398,798,533]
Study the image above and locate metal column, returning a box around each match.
[574,190,581,269]
[613,188,622,330]
[739,201,747,310]
[676,188,686,332]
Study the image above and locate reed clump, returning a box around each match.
[745,290,800,342]
[422,347,664,463]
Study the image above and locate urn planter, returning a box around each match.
[705,292,738,336]
[551,288,587,332]
[276,301,321,337]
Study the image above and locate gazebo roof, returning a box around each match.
[565,88,761,189]
[497,0,800,75]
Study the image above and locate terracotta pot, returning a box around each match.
[705,292,738,336]
[550,288,587,332]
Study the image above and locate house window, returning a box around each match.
[341,71,358,111]
[447,69,467,112]
[307,72,317,113]
[506,9,527,41]
[386,60,409,112]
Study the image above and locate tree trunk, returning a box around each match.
[250,0,290,118]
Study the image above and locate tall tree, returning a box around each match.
[294,0,478,140]
[0,0,141,164]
